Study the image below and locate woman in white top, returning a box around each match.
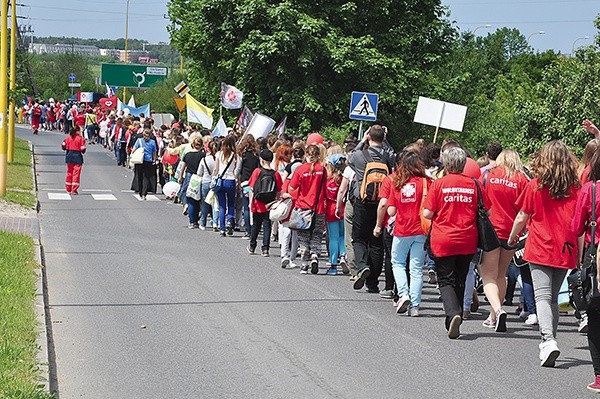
[213,134,241,236]
[198,140,218,231]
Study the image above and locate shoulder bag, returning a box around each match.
[472,178,500,252]
[289,169,324,231]
[130,139,145,165]
[568,181,600,311]
[211,154,234,193]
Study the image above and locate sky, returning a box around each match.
[22,0,599,54]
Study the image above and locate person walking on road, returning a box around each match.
[508,140,580,367]
[61,126,86,195]
[132,129,158,200]
[423,147,490,339]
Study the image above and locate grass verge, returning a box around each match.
[5,138,36,208]
[0,232,53,398]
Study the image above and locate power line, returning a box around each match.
[30,5,163,17]
[457,19,594,25]
[448,0,598,4]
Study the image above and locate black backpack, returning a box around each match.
[253,168,277,203]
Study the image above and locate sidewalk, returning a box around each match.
[0,202,38,237]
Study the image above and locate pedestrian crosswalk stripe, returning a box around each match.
[133,194,160,201]
[48,193,71,200]
[82,189,113,193]
[91,194,117,201]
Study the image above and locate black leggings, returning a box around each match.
[589,297,600,375]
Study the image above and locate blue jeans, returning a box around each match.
[179,172,192,206]
[391,234,426,309]
[242,194,251,234]
[200,181,218,228]
[187,197,200,225]
[217,179,236,232]
[327,220,345,266]
[520,264,536,315]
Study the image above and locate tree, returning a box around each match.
[168,0,455,147]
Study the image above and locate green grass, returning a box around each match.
[4,138,36,208]
[0,232,53,399]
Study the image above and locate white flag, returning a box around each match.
[128,95,136,107]
[212,117,227,138]
[220,82,243,109]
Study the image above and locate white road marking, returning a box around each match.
[82,189,113,193]
[91,194,117,201]
[48,193,71,200]
[133,194,160,201]
[121,190,134,193]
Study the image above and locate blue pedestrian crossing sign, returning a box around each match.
[349,91,378,121]
[68,73,76,83]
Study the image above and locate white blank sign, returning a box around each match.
[413,96,468,132]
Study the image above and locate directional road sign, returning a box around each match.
[68,73,76,82]
[349,91,379,122]
[101,63,169,89]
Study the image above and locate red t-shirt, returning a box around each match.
[571,180,600,246]
[289,163,327,215]
[248,167,283,213]
[424,173,490,257]
[480,168,529,240]
[325,177,344,222]
[75,113,85,127]
[378,174,395,229]
[387,176,431,237]
[580,165,591,184]
[517,179,579,269]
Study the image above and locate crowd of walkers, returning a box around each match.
[47,101,600,392]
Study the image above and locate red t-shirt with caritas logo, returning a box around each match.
[388,176,431,237]
[480,168,529,240]
[424,173,489,257]
[516,179,579,269]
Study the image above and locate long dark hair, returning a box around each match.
[221,134,237,161]
[393,151,427,189]
[69,126,80,138]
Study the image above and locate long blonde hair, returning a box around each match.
[495,149,524,178]
[305,144,321,174]
[531,140,580,199]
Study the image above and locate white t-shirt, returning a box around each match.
[198,154,216,184]
[215,151,241,180]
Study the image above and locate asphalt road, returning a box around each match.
[21,126,595,398]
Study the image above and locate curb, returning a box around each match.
[30,141,57,395]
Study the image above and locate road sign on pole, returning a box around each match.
[174,81,190,97]
[349,91,379,122]
[101,63,169,89]
[68,73,76,82]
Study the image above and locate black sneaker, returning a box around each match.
[262,250,269,257]
[448,315,462,339]
[227,222,234,236]
[219,231,226,237]
[310,254,319,274]
[247,245,256,255]
[353,268,371,290]
[300,264,309,274]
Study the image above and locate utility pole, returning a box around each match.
[8,0,17,163]
[17,24,38,97]
[0,0,8,195]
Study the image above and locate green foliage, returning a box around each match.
[168,0,454,148]
[29,53,95,101]
[0,231,53,399]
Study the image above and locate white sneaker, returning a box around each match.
[281,258,290,269]
[539,340,560,367]
[578,314,589,333]
[396,295,410,314]
[288,261,298,269]
[525,314,538,325]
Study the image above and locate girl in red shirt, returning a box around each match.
[288,144,327,275]
[324,154,347,276]
[479,149,529,332]
[508,140,580,368]
[387,151,431,317]
[423,147,490,339]
[61,126,86,194]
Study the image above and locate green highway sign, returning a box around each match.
[101,63,169,89]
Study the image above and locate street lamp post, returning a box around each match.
[572,36,590,55]
[472,24,492,35]
[526,31,545,42]
[8,0,16,163]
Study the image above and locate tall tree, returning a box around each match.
[168,0,454,145]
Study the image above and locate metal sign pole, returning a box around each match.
[358,121,364,141]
